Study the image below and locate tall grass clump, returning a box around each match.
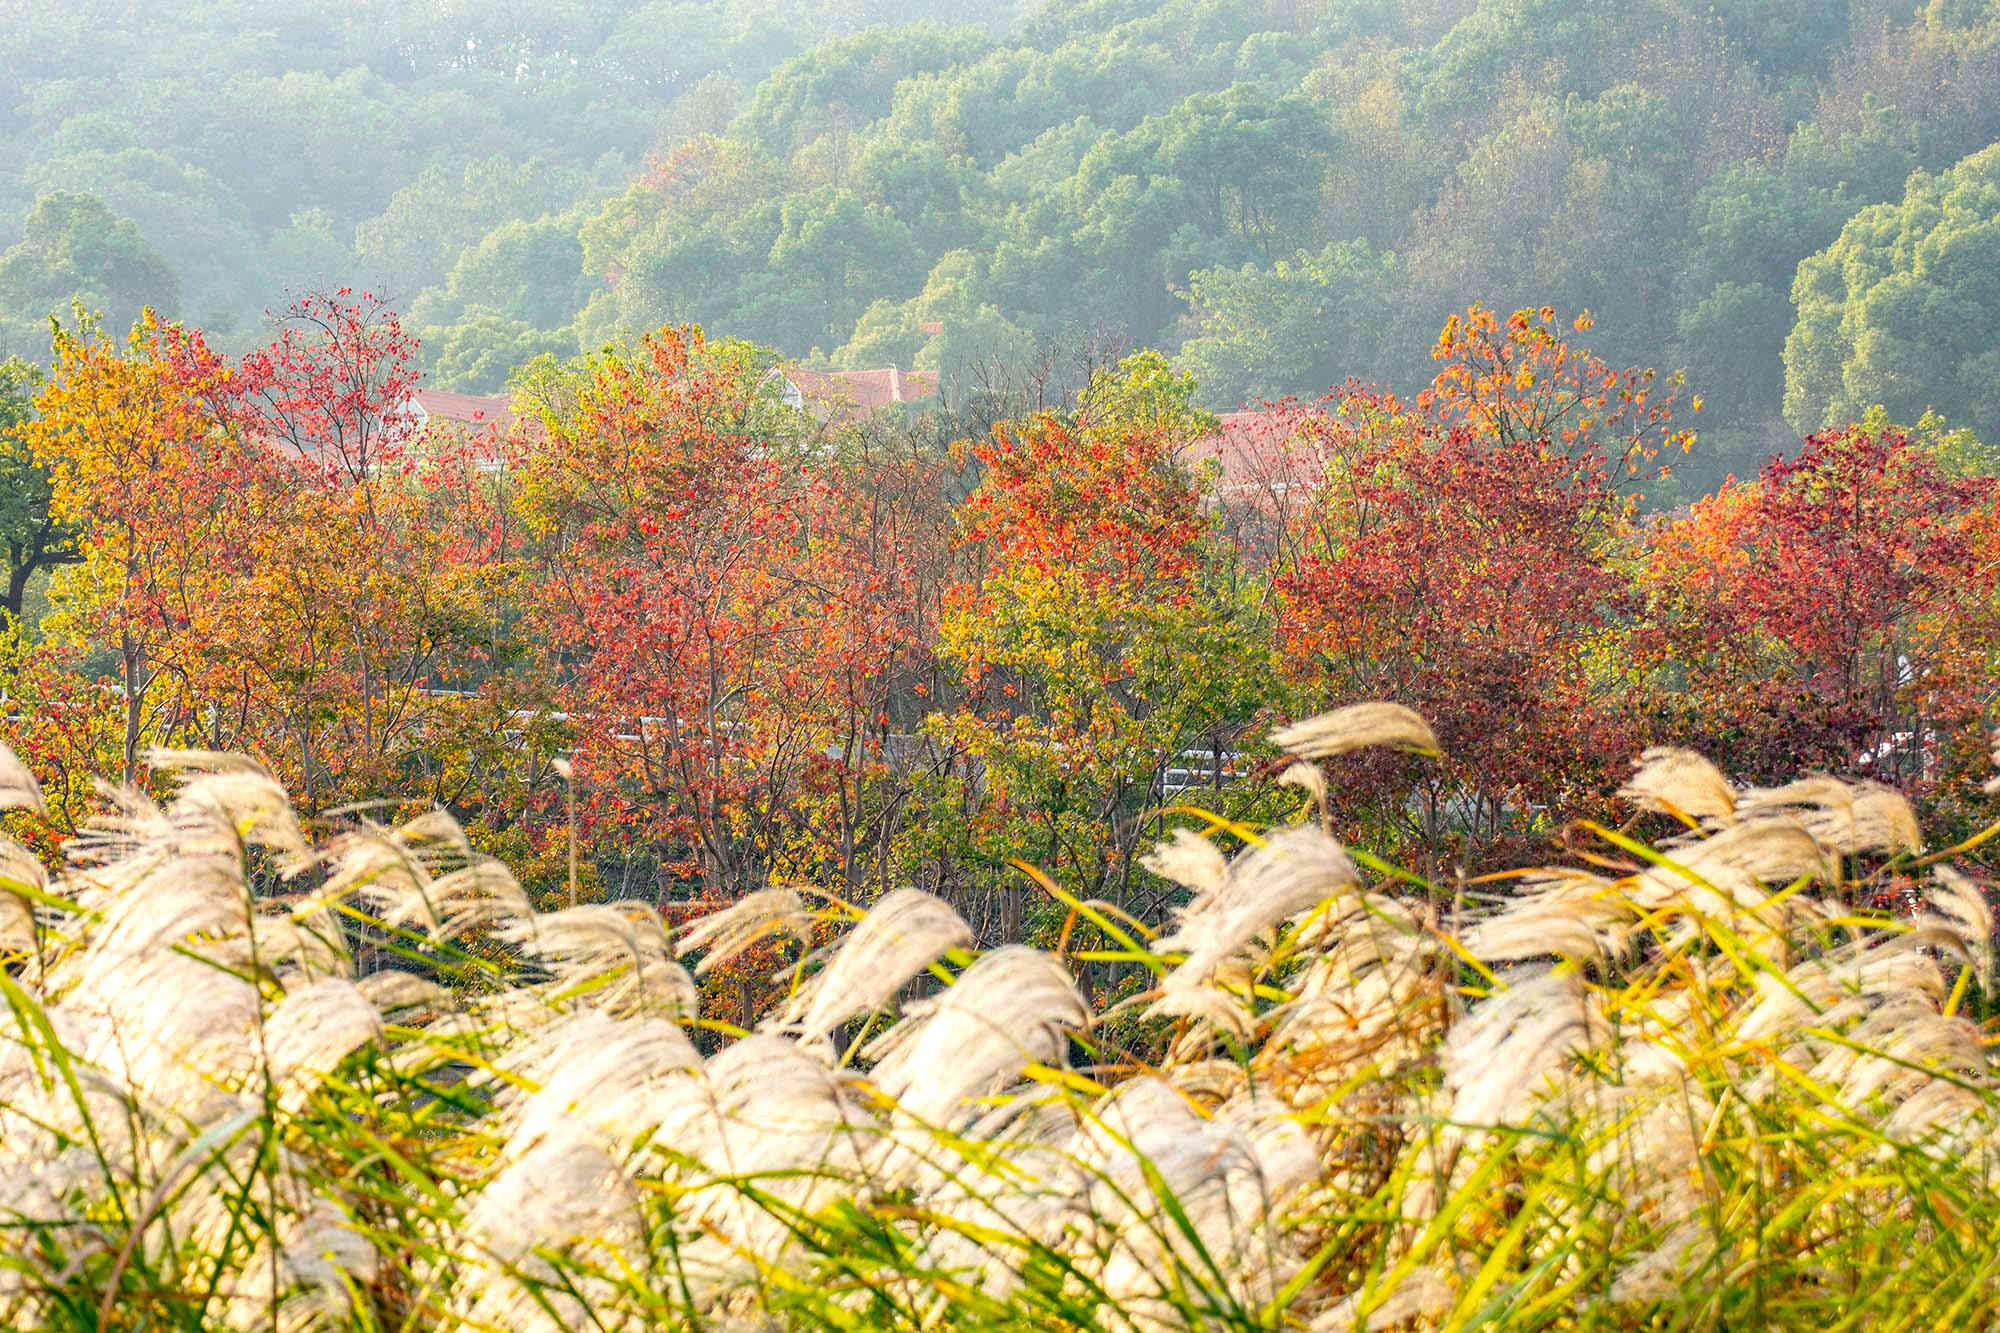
[0,708,1997,1328]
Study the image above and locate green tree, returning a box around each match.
[421,213,592,332]
[420,312,578,394]
[0,193,179,361]
[1176,239,1405,408]
[21,147,257,333]
[355,156,598,303]
[739,24,993,157]
[0,357,79,622]
[1784,141,2000,443]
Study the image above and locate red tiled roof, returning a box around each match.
[777,366,939,422]
[412,389,519,432]
[1191,408,1326,497]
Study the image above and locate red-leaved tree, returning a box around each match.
[522,326,929,901]
[1271,387,1633,869]
[1644,423,1999,794]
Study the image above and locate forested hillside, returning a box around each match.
[8,1,2000,491]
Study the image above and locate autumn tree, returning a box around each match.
[1270,387,1633,871]
[933,351,1278,935]
[26,311,265,783]
[22,297,517,816]
[1257,307,1688,870]
[238,288,422,485]
[1426,303,1696,490]
[521,325,932,902]
[197,291,513,813]
[1643,418,1999,798]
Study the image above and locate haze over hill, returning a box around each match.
[7,1,2000,492]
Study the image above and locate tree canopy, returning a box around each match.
[1785,140,2000,446]
[4,1,1994,489]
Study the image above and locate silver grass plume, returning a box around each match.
[1270,701,1438,760]
[1069,1079,1315,1329]
[262,978,383,1110]
[501,901,697,1020]
[1736,775,1923,855]
[146,750,310,867]
[1151,825,1359,1021]
[487,1008,703,1162]
[1140,828,1228,902]
[767,887,972,1045]
[452,1131,646,1333]
[675,885,813,975]
[670,1032,872,1292]
[866,945,1089,1130]
[1618,746,1736,821]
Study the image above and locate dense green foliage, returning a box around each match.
[0,0,1025,361]
[1786,139,2000,444]
[9,1,2000,485]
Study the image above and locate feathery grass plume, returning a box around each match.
[1257,890,1443,1111]
[501,901,697,1019]
[318,825,442,933]
[1138,829,1227,903]
[1618,745,1736,822]
[1920,865,1995,990]
[141,750,311,873]
[766,887,972,1046]
[1151,825,1359,1020]
[866,945,1089,1130]
[676,886,813,976]
[672,1032,875,1297]
[1460,869,1626,962]
[487,1008,703,1162]
[355,968,450,1018]
[1623,816,1838,947]
[451,1131,647,1333]
[318,808,521,944]
[1737,775,1923,855]
[248,899,356,985]
[61,780,171,867]
[216,1201,378,1333]
[1065,1079,1317,1330]
[1276,759,1329,822]
[68,945,264,1126]
[263,978,383,1109]
[1269,701,1438,760]
[0,871,33,956]
[422,857,535,942]
[1441,966,1604,1132]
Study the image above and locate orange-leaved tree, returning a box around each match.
[198,293,508,813]
[520,326,929,907]
[1428,303,1696,491]
[27,311,269,784]
[23,297,516,818]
